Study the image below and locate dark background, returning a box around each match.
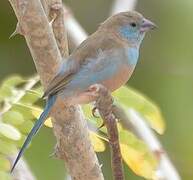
[1,0,193,179]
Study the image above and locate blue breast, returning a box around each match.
[126,47,139,65]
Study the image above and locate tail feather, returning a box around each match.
[11,95,57,172]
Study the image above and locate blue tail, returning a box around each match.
[11,95,57,172]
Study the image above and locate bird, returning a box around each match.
[11,11,156,172]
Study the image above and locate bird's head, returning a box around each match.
[100,11,157,47]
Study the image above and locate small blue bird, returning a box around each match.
[11,11,156,171]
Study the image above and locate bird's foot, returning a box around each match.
[97,122,105,130]
[91,106,105,129]
[92,106,99,118]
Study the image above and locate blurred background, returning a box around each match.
[1,0,193,179]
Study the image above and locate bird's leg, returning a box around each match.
[88,84,106,129]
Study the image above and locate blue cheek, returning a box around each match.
[119,26,145,46]
[127,47,139,65]
[119,26,138,41]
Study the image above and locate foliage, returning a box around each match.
[0,75,165,179]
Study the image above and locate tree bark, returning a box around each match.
[8,0,104,179]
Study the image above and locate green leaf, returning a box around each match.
[18,120,33,134]
[33,86,43,95]
[0,171,11,180]
[82,104,104,128]
[0,85,12,102]
[0,75,24,101]
[0,139,17,155]
[0,155,10,171]
[0,123,21,141]
[20,90,41,104]
[11,103,37,120]
[2,110,25,125]
[113,86,165,134]
[1,75,25,87]
[16,134,27,148]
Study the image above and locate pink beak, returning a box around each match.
[140,18,157,33]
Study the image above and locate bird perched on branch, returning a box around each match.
[11,11,156,171]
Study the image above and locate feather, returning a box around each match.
[11,95,57,172]
[43,32,126,98]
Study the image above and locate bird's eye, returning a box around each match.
[130,22,137,27]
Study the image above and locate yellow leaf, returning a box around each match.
[89,131,105,152]
[0,155,10,171]
[113,86,166,134]
[31,107,42,118]
[120,143,157,179]
[44,118,53,128]
[144,109,165,135]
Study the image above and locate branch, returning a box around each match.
[111,0,137,14]
[112,104,140,137]
[63,6,88,45]
[93,84,124,180]
[42,0,69,57]
[127,110,181,180]
[8,0,104,179]
[0,76,39,115]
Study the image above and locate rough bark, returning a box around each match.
[8,0,104,179]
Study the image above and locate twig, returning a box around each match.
[93,84,124,180]
[43,0,69,57]
[63,5,88,45]
[127,110,181,180]
[0,75,39,115]
[112,104,140,137]
[8,0,104,179]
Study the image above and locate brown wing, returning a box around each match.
[43,72,74,98]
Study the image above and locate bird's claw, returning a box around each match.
[91,106,105,129]
[92,106,99,118]
[97,122,105,130]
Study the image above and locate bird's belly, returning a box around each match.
[101,65,134,92]
[65,65,135,105]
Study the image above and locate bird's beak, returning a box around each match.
[140,18,157,33]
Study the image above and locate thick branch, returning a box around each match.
[8,0,103,179]
[93,84,124,180]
